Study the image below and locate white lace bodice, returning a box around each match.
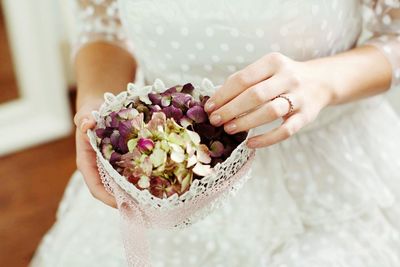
[71,0,400,88]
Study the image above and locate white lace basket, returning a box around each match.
[87,78,255,267]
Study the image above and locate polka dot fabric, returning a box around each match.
[31,0,400,266]
[363,0,400,87]
[72,0,400,88]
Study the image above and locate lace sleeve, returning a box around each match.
[362,0,400,88]
[72,0,131,55]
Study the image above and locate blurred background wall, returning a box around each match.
[0,1,399,267]
[0,1,76,266]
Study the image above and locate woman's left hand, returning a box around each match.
[204,52,334,148]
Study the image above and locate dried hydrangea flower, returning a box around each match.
[162,106,183,122]
[137,138,154,154]
[210,141,224,158]
[95,82,247,199]
[187,106,207,123]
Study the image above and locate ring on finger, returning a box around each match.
[272,94,294,116]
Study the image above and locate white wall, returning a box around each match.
[0,0,72,156]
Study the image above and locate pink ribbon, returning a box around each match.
[99,151,255,267]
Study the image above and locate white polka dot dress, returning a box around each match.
[32,0,400,266]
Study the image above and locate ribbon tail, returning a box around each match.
[118,200,151,267]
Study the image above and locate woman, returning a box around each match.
[31,0,400,266]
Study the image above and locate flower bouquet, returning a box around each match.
[88,79,255,266]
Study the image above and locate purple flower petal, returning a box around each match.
[105,112,119,128]
[188,99,200,108]
[148,93,162,105]
[181,83,194,95]
[186,106,207,123]
[118,136,129,154]
[149,105,162,113]
[163,106,184,122]
[163,86,177,95]
[95,127,113,139]
[118,120,133,139]
[110,130,120,148]
[110,152,122,166]
[171,93,193,109]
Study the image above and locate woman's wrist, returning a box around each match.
[74,42,137,110]
[304,45,392,107]
[300,59,337,108]
[76,89,105,110]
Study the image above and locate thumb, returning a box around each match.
[74,113,96,134]
[74,98,103,133]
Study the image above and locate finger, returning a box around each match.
[74,99,103,133]
[210,74,288,126]
[246,113,306,148]
[205,53,283,113]
[224,94,300,134]
[76,130,117,208]
[74,113,96,133]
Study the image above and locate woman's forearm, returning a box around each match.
[75,42,137,109]
[305,45,393,106]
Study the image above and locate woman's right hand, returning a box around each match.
[74,98,117,208]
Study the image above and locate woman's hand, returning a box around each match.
[74,98,117,208]
[204,52,334,149]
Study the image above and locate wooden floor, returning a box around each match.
[0,7,77,265]
[0,92,77,267]
[0,133,76,267]
[0,3,76,262]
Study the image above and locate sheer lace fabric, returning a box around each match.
[72,0,400,87]
[72,0,131,54]
[30,0,400,266]
[363,0,400,87]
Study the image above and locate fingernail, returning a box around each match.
[225,123,237,133]
[210,114,222,125]
[80,118,89,132]
[205,101,215,112]
[247,139,259,148]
